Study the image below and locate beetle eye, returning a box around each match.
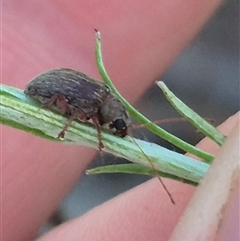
[112,119,128,137]
[113,119,126,131]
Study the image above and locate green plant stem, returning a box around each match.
[1,84,209,184]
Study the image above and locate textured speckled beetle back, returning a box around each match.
[24,68,131,149]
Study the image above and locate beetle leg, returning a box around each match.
[56,95,71,114]
[58,114,76,139]
[44,94,103,149]
[91,116,104,150]
[58,109,88,139]
[44,94,70,115]
[43,94,58,107]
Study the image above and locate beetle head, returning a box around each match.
[98,94,131,137]
[111,118,128,137]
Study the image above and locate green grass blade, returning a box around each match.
[86,163,198,186]
[157,81,226,146]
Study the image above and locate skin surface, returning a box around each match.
[3,1,238,241]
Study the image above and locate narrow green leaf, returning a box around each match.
[157,81,226,146]
[86,163,198,186]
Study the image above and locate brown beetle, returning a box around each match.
[24,68,131,149]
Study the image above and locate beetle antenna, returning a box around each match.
[130,136,175,205]
[130,117,214,129]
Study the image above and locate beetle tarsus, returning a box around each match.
[58,130,65,139]
[92,116,105,150]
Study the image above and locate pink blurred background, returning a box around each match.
[2,0,238,239]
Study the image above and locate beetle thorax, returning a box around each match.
[98,94,131,127]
